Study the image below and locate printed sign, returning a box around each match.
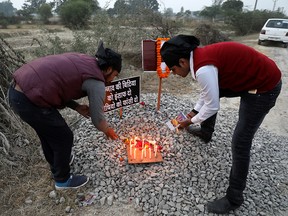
[104,76,141,112]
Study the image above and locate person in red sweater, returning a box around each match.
[8,42,121,190]
[160,35,282,214]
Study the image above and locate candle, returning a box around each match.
[144,148,146,158]
[134,137,138,146]
[141,148,143,160]
[149,148,151,159]
[130,138,132,156]
[134,148,136,159]
[154,144,157,157]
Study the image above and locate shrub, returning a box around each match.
[228,10,287,35]
[194,23,230,45]
[59,0,92,29]
[0,19,8,29]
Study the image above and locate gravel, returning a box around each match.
[71,93,288,216]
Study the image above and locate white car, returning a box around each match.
[258,18,288,48]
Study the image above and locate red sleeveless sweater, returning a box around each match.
[14,53,105,108]
[193,42,281,92]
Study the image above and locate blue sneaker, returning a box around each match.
[55,175,89,190]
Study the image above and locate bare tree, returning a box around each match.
[212,0,224,6]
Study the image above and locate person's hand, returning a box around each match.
[186,111,196,119]
[105,127,118,140]
[75,105,90,118]
[179,119,192,129]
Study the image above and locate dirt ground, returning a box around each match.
[1,27,287,216]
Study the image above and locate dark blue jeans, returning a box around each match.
[225,80,282,205]
[8,85,73,182]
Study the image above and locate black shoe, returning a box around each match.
[187,125,212,143]
[207,196,240,214]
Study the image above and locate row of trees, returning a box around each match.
[0,0,193,28]
[0,0,287,34]
[0,0,161,24]
[200,0,244,20]
[198,0,287,35]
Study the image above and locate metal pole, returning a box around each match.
[272,0,278,11]
[253,0,258,10]
[156,77,162,111]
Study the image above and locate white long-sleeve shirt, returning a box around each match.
[189,51,220,124]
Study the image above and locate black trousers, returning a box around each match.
[227,81,282,205]
[8,85,73,182]
[202,81,282,205]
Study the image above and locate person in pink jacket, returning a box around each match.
[160,35,282,214]
[8,42,121,190]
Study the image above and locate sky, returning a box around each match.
[4,0,288,15]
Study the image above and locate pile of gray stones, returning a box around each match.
[68,93,287,215]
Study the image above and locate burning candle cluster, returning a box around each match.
[124,136,163,164]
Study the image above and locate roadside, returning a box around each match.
[1,30,287,216]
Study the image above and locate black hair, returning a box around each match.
[160,35,200,68]
[95,41,122,72]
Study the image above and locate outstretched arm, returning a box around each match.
[82,79,118,140]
